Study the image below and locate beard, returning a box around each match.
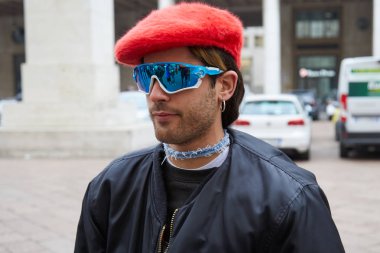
[150,87,218,146]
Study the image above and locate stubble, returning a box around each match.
[151,86,218,145]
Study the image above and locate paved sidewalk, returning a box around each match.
[0,159,109,253]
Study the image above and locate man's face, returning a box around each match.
[144,47,221,148]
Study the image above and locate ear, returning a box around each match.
[216,70,238,101]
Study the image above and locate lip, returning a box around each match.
[151,111,177,121]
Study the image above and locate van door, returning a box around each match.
[347,80,380,132]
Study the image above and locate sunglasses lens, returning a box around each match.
[162,63,201,92]
[133,67,151,94]
[134,63,220,94]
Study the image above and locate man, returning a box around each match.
[75,2,345,253]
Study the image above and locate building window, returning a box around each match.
[254,35,263,48]
[243,35,249,49]
[298,55,336,70]
[297,55,338,99]
[241,57,253,86]
[295,10,339,39]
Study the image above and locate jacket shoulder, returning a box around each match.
[89,144,158,190]
[228,128,316,186]
[228,129,344,251]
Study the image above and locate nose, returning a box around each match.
[148,77,170,102]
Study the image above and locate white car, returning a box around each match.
[232,94,311,160]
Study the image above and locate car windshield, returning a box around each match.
[242,100,299,115]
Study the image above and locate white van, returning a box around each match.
[337,56,380,158]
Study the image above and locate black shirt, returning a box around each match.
[162,161,216,250]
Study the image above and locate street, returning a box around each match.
[296,120,380,253]
[0,120,379,252]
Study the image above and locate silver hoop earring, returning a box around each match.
[220,100,226,113]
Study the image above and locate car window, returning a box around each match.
[242,100,299,115]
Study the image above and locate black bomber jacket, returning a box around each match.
[74,129,345,253]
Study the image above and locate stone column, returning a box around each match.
[0,0,156,158]
[3,0,132,128]
[263,0,281,94]
[373,0,380,56]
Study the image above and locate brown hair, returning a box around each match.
[189,46,245,128]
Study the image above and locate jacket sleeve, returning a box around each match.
[74,182,108,253]
[268,184,345,253]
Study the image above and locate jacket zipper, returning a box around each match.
[164,209,178,253]
[157,209,178,253]
[157,225,166,253]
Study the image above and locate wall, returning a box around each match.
[341,0,373,58]
[280,0,373,92]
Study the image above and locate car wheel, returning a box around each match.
[299,149,310,160]
[339,142,349,158]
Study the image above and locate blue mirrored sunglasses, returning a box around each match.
[133,62,223,94]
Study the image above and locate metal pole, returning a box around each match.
[158,0,175,9]
[263,0,281,94]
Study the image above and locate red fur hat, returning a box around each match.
[115,2,243,67]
